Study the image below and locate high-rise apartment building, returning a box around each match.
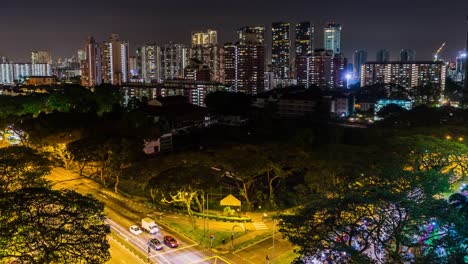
[361,61,446,92]
[310,49,332,88]
[190,30,223,82]
[324,23,342,55]
[137,45,161,83]
[353,50,368,80]
[376,49,390,63]
[100,34,130,85]
[455,52,466,83]
[400,49,416,62]
[224,26,265,94]
[0,63,52,84]
[77,49,86,62]
[271,22,291,80]
[295,22,313,87]
[191,30,218,47]
[310,49,346,89]
[31,51,52,64]
[81,36,102,87]
[161,43,187,80]
[238,26,265,44]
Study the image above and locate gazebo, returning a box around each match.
[220,194,241,207]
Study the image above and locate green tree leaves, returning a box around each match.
[0,187,110,264]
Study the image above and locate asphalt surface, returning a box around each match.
[47,168,230,264]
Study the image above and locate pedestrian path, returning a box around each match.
[253,222,269,231]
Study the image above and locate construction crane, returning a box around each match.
[434,42,446,62]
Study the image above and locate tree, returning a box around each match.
[0,187,110,263]
[377,104,407,119]
[264,144,308,208]
[412,84,442,106]
[0,146,51,194]
[146,164,219,228]
[215,145,269,211]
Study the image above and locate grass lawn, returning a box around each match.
[109,230,147,261]
[274,249,299,263]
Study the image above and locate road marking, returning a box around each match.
[253,222,269,231]
[157,243,199,255]
[108,236,146,264]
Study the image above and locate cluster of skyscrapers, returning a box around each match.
[79,22,350,94]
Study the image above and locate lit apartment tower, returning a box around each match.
[271,22,291,80]
[161,43,187,80]
[456,52,466,83]
[191,29,218,47]
[0,63,52,85]
[332,54,347,88]
[361,61,446,92]
[190,45,223,82]
[100,34,130,85]
[310,49,333,88]
[31,51,52,64]
[324,23,342,55]
[81,36,102,87]
[184,58,211,81]
[295,22,313,87]
[376,49,390,63]
[77,49,86,62]
[137,45,161,83]
[400,49,416,62]
[190,30,223,82]
[224,27,265,94]
[353,50,367,80]
[238,26,265,44]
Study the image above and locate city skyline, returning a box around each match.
[1,0,467,62]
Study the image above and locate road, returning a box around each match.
[47,168,229,264]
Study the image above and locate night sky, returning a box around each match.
[1,0,467,62]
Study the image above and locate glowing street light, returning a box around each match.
[345,73,352,89]
[445,135,452,140]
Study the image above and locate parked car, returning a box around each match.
[163,236,178,248]
[147,238,163,250]
[129,225,142,235]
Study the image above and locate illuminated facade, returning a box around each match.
[310,49,346,89]
[272,22,291,80]
[324,23,341,55]
[295,22,313,87]
[81,36,101,87]
[190,29,223,82]
[0,63,52,85]
[101,34,130,85]
[137,45,161,83]
[161,43,187,80]
[361,61,446,92]
[224,27,265,94]
[238,26,265,44]
[31,51,52,64]
[191,30,218,47]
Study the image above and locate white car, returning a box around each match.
[129,225,143,235]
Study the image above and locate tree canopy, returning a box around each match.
[0,187,110,264]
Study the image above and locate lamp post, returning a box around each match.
[271,220,277,263]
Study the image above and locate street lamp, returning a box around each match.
[345,73,352,89]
